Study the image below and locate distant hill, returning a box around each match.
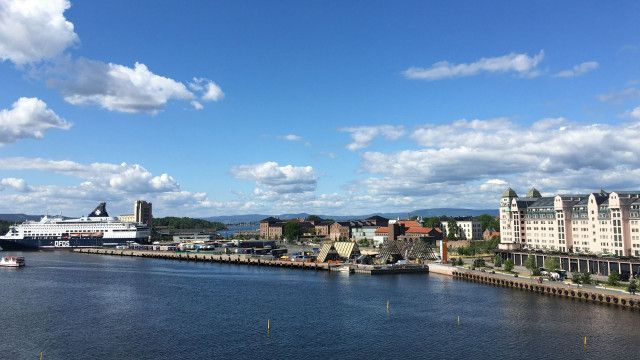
[0,214,43,222]
[203,208,498,224]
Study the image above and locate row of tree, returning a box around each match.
[153,217,227,231]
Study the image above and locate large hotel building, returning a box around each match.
[499,187,640,258]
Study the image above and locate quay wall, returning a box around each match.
[73,248,330,270]
[452,267,640,309]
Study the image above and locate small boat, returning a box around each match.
[335,265,353,274]
[0,256,25,267]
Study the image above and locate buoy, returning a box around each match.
[40,352,43,360]
[584,336,587,347]
[267,319,271,333]
[457,316,460,326]
[386,300,390,311]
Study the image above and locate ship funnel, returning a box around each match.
[89,202,109,217]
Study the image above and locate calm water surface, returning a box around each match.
[0,251,638,359]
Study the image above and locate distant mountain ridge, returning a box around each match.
[0,214,44,222]
[203,208,498,224]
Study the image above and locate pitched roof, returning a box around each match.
[398,220,421,228]
[502,187,518,197]
[375,227,389,234]
[406,227,433,234]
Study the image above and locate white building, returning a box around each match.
[440,217,483,240]
[499,187,640,257]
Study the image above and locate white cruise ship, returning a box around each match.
[0,203,150,250]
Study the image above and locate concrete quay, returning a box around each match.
[450,266,640,309]
[73,248,330,270]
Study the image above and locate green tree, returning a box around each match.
[504,259,514,272]
[608,271,620,286]
[476,214,499,232]
[524,254,537,273]
[152,217,226,230]
[306,215,322,223]
[422,216,441,229]
[581,272,592,285]
[543,256,560,272]
[494,254,503,267]
[283,221,301,241]
[446,219,459,240]
[628,279,637,294]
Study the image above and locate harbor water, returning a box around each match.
[1,251,639,359]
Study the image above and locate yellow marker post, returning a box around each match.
[584,336,587,347]
[267,319,271,333]
[40,352,43,360]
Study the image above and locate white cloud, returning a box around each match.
[554,61,599,78]
[0,157,244,216]
[0,157,179,194]
[0,0,78,65]
[597,88,640,103]
[340,125,404,151]
[0,97,71,144]
[357,118,640,202]
[1,177,30,192]
[403,51,544,80]
[479,179,508,191]
[190,100,204,110]
[189,77,225,102]
[48,59,195,113]
[630,106,640,120]
[281,134,303,142]
[231,161,317,195]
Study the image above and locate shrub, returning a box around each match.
[572,272,582,284]
[504,259,514,272]
[608,271,620,286]
[628,279,637,294]
[494,254,503,267]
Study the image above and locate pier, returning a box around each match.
[74,248,330,270]
[73,248,430,274]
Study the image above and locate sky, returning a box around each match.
[0,0,640,217]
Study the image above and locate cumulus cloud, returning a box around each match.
[358,118,640,202]
[630,107,640,120]
[0,0,78,65]
[46,59,196,113]
[189,77,225,102]
[0,156,245,216]
[1,177,31,192]
[0,157,179,193]
[554,61,599,78]
[403,51,544,80]
[0,97,71,144]
[340,125,404,151]
[231,161,317,195]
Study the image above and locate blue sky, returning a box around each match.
[1,0,640,216]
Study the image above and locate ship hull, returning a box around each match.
[0,237,144,250]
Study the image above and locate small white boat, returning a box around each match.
[0,256,25,267]
[335,265,353,274]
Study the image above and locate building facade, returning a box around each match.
[499,187,640,257]
[118,200,152,226]
[440,217,482,240]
